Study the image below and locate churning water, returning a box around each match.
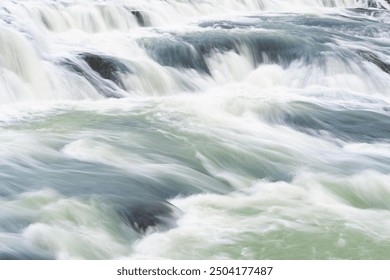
[1,0,390,260]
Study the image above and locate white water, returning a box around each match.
[1,0,390,259]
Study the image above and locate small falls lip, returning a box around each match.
[139,28,328,75]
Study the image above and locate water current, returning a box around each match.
[1,0,390,259]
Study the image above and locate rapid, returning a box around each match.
[0,0,390,259]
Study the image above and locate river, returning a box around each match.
[0,0,390,259]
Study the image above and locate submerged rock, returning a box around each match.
[118,200,181,234]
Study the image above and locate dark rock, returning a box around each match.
[61,57,120,98]
[61,53,133,98]
[357,50,390,74]
[118,200,181,234]
[80,53,129,86]
[130,10,147,27]
[367,0,388,9]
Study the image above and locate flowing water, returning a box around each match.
[1,0,390,260]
